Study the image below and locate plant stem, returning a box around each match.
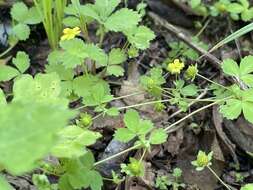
[197,74,229,90]
[118,99,171,110]
[207,166,232,190]
[93,143,141,166]
[164,101,219,132]
[112,91,144,101]
[0,42,17,58]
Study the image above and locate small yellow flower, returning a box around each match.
[167,59,185,74]
[61,27,81,41]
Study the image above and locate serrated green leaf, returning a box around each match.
[67,170,89,189]
[124,109,140,132]
[24,6,42,24]
[0,175,13,190]
[84,44,108,66]
[0,102,76,175]
[138,120,153,135]
[180,84,198,97]
[125,26,155,50]
[241,8,253,21]
[108,48,127,65]
[0,65,19,82]
[241,74,253,87]
[239,55,253,75]
[0,89,6,106]
[222,59,240,77]
[114,128,136,142]
[107,65,124,76]
[10,2,28,23]
[59,174,74,190]
[80,4,101,22]
[94,0,120,19]
[60,39,88,68]
[106,107,119,116]
[51,126,101,158]
[12,23,30,41]
[149,129,168,145]
[12,51,30,73]
[242,101,253,124]
[89,170,103,190]
[220,99,242,120]
[240,0,249,8]
[79,151,95,169]
[105,8,141,32]
[63,16,81,27]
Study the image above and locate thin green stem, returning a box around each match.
[207,166,232,190]
[197,74,229,90]
[112,91,144,101]
[118,99,171,110]
[93,143,141,166]
[0,42,17,58]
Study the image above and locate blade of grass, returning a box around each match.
[209,22,253,52]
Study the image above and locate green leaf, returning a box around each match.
[220,99,242,120]
[13,73,68,108]
[0,89,6,106]
[240,0,249,8]
[84,44,108,67]
[125,26,155,50]
[89,170,103,190]
[63,16,81,27]
[0,175,13,190]
[138,120,153,135]
[239,55,253,75]
[124,109,140,132]
[94,0,120,19]
[114,128,136,142]
[241,8,253,21]
[67,171,89,189]
[0,65,19,82]
[227,3,244,13]
[149,129,168,145]
[106,107,119,116]
[108,48,127,65]
[242,101,253,124]
[107,65,124,76]
[222,59,240,77]
[190,0,201,9]
[60,39,88,68]
[12,23,30,41]
[241,74,253,86]
[10,2,28,23]
[12,51,30,73]
[105,8,141,32]
[241,183,253,190]
[51,126,101,158]
[0,102,76,175]
[59,174,74,190]
[24,6,42,25]
[180,84,198,96]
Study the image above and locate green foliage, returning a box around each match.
[0,175,13,190]
[121,157,144,177]
[241,184,253,190]
[51,125,101,158]
[191,151,213,171]
[140,67,165,97]
[114,109,168,146]
[10,2,41,41]
[32,174,57,190]
[222,56,253,87]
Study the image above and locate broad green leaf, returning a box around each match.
[24,6,42,25]
[0,65,19,82]
[180,84,198,96]
[12,51,30,73]
[138,120,153,135]
[0,102,76,175]
[10,2,28,23]
[221,59,240,77]
[63,16,81,27]
[52,126,101,158]
[89,170,103,190]
[227,3,244,13]
[124,109,140,132]
[79,151,95,169]
[242,101,253,124]
[190,0,201,8]
[94,0,120,19]
[149,129,168,145]
[107,65,124,76]
[59,174,74,190]
[125,26,155,50]
[83,44,108,66]
[220,99,242,120]
[0,175,13,190]
[239,55,253,75]
[12,23,30,41]
[67,171,89,189]
[105,8,141,32]
[108,48,127,65]
[106,107,119,116]
[241,8,253,21]
[60,39,88,68]
[240,0,249,8]
[0,89,6,106]
[114,128,136,142]
[80,4,101,22]
[13,73,68,107]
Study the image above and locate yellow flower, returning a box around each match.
[61,27,81,41]
[167,59,184,74]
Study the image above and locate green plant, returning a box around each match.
[155,168,185,190]
[241,184,253,190]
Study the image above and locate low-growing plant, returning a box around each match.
[0,0,253,190]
